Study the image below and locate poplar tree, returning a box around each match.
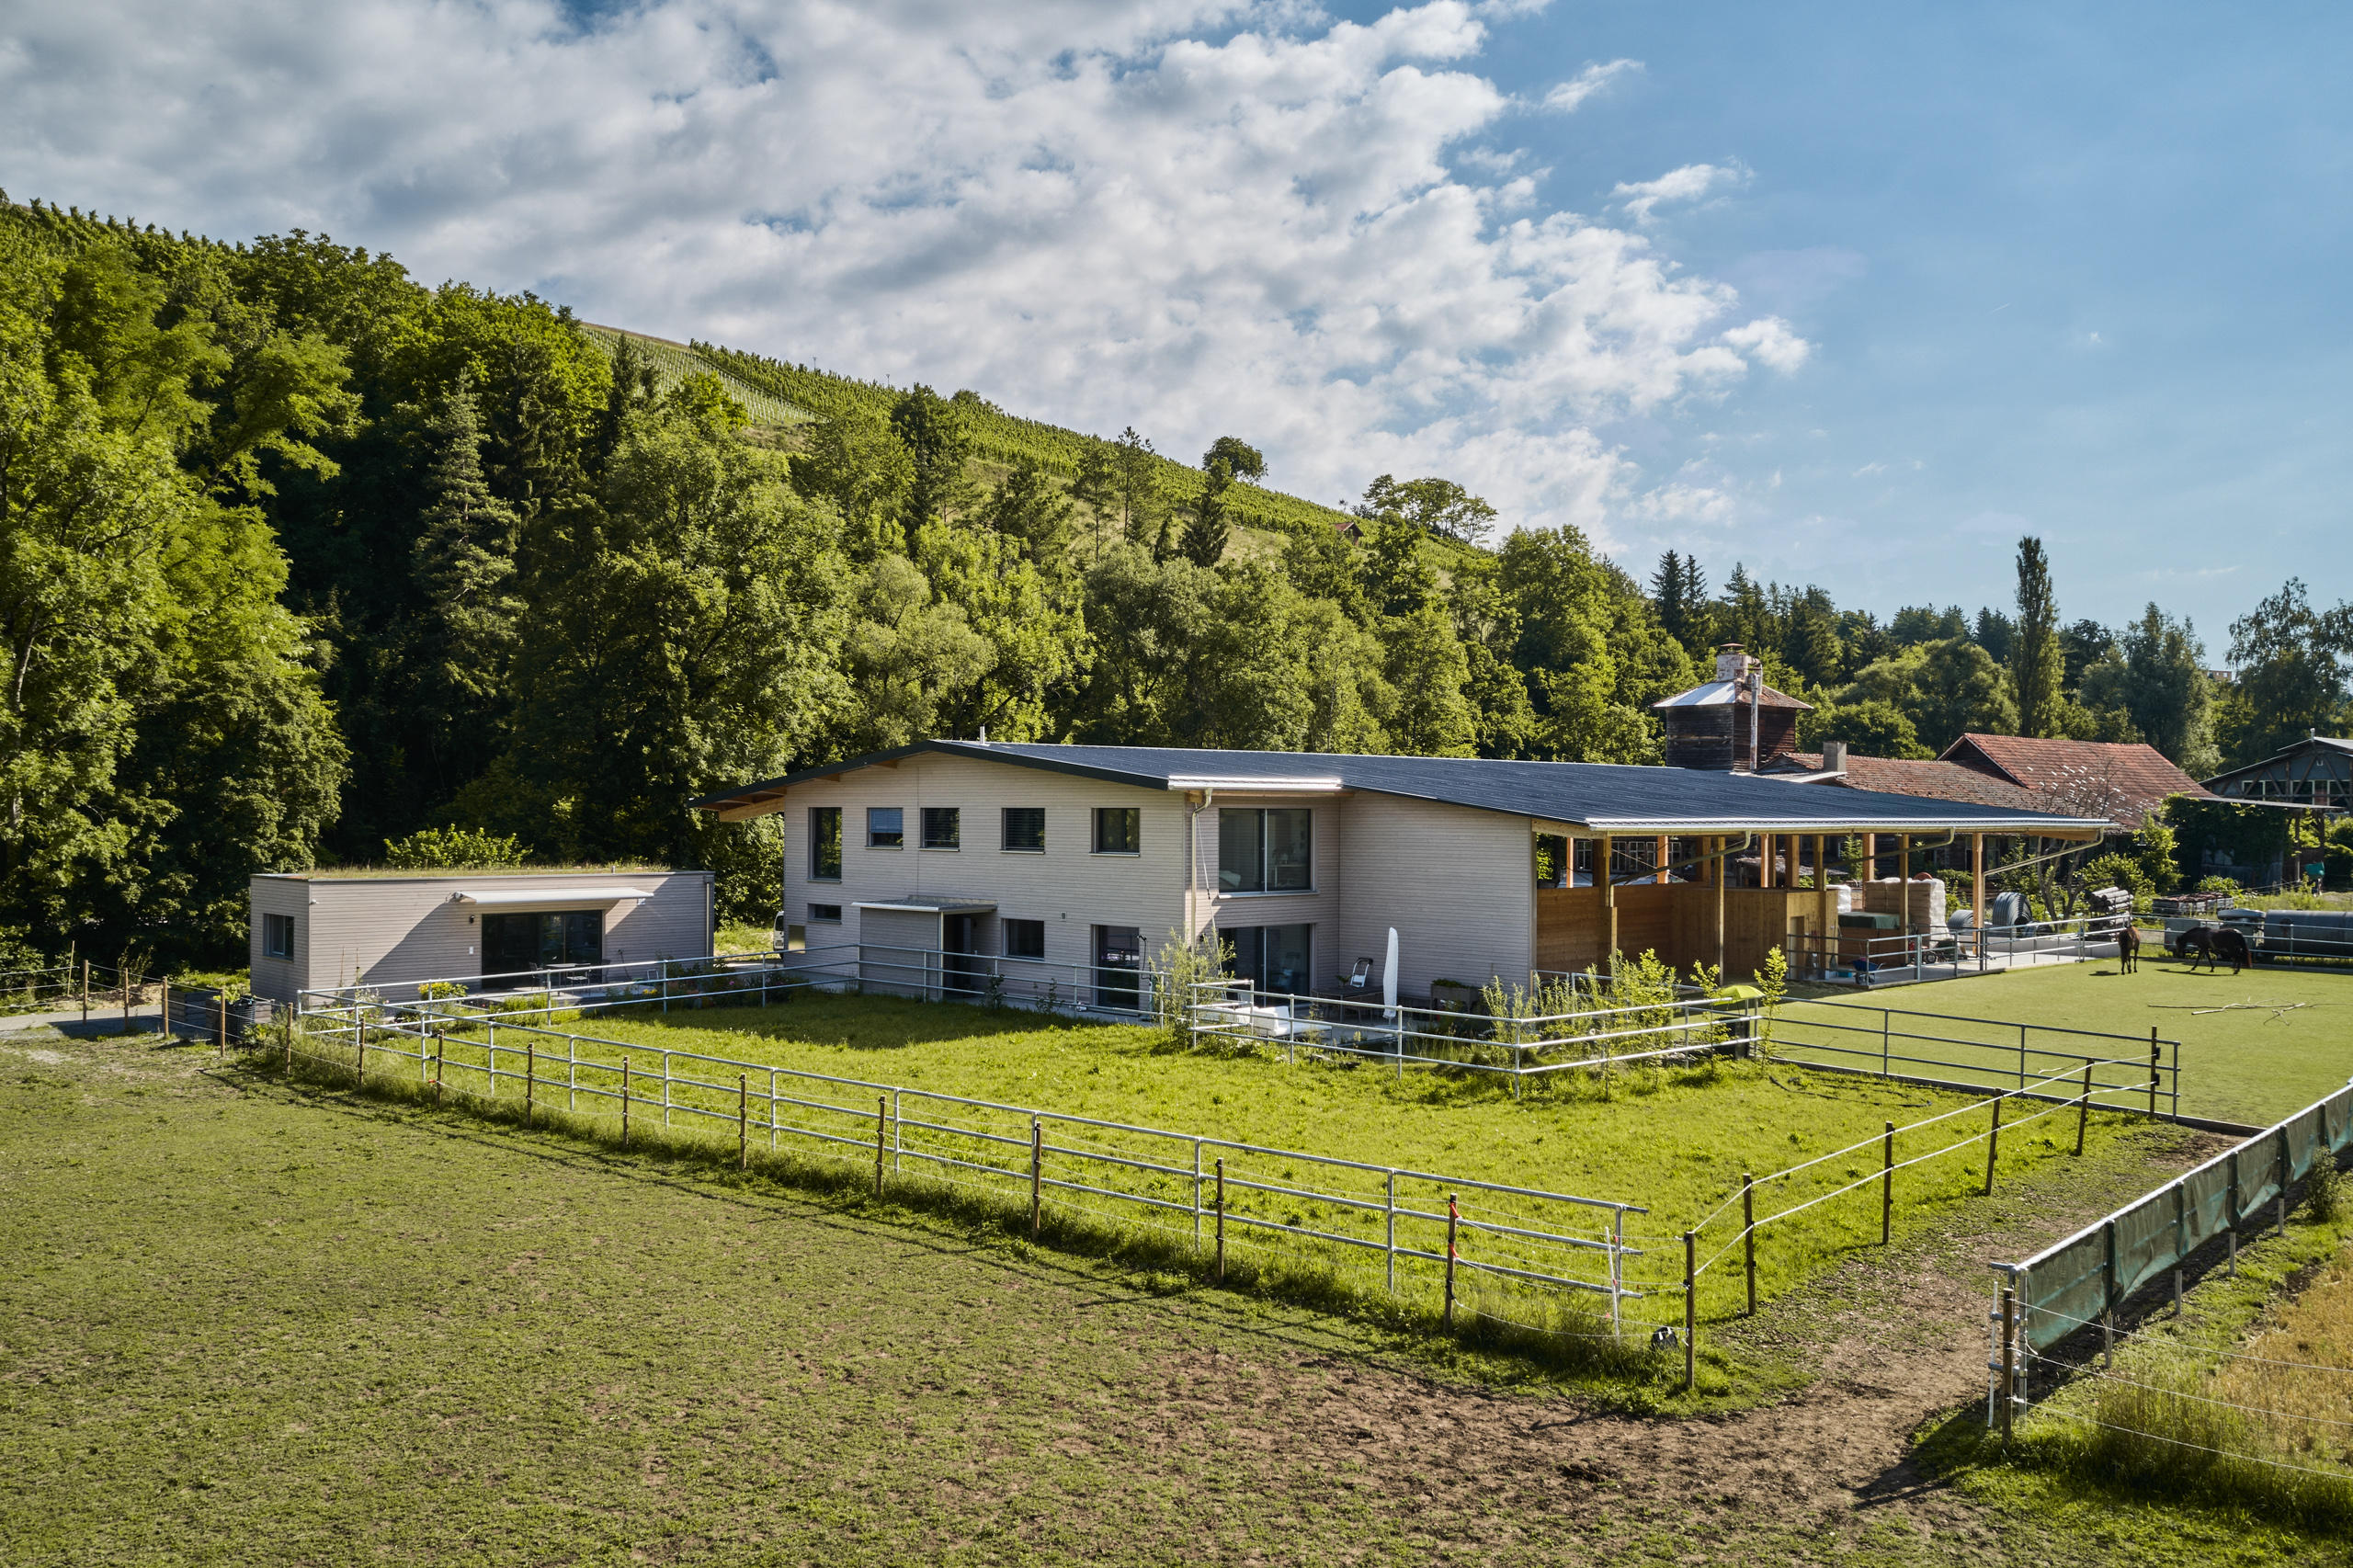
[2012,536,2065,737]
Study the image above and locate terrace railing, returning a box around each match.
[287,1009,1653,1333]
[1184,979,1751,1094]
[1783,916,2120,987]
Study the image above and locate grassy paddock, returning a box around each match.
[306,988,2156,1333]
[1790,955,2353,1128]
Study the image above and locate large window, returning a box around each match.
[1222,923,1312,994]
[810,807,842,881]
[867,806,904,848]
[481,911,603,983]
[261,912,296,959]
[1004,917,1046,960]
[921,806,961,849]
[1093,806,1141,855]
[1002,806,1046,852]
[808,903,843,923]
[1218,808,1312,892]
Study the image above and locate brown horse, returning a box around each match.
[2179,926,2251,974]
[2117,922,2140,973]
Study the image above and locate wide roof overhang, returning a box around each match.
[689,742,2107,838]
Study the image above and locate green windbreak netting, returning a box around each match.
[2014,1083,2353,1355]
[2020,1227,2109,1351]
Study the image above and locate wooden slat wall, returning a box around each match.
[1537,884,1822,981]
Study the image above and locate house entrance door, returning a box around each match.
[942,913,983,997]
[1093,926,1142,1012]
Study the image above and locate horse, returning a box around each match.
[2116,922,2140,973]
[2178,925,2251,974]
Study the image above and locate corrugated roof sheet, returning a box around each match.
[1650,678,1812,710]
[694,742,2108,835]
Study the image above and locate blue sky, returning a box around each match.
[1458,1,2353,637]
[3,0,2343,645]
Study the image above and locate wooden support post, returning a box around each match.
[1984,1093,2003,1195]
[1030,1119,1043,1240]
[1713,835,1728,975]
[1742,1174,1756,1315]
[1863,831,1878,881]
[1214,1157,1226,1284]
[621,1057,631,1150]
[2076,1062,2093,1155]
[1683,1232,1697,1392]
[1881,1122,1894,1244]
[1654,834,1668,886]
[1998,1286,2017,1441]
[1897,835,1912,949]
[1813,833,1831,978]
[874,1095,886,1195]
[1599,835,1618,970]
[1758,832,1773,890]
[1971,833,1986,939]
[1443,1196,1460,1328]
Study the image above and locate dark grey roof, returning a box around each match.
[693,742,2109,835]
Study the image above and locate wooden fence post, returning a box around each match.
[160,979,170,1042]
[1984,1094,2003,1195]
[1881,1121,1894,1244]
[1999,1285,2017,1442]
[1741,1174,1756,1315]
[1214,1157,1226,1284]
[525,1039,536,1124]
[1443,1196,1460,1329]
[1683,1231,1697,1392]
[217,995,228,1054]
[81,960,90,1022]
[737,1076,747,1170]
[2076,1062,2092,1156]
[1029,1119,1042,1240]
[621,1057,631,1150]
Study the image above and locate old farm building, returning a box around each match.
[690,741,2104,1005]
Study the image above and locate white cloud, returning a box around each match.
[0,0,1805,541]
[1610,161,1750,225]
[1542,58,1642,113]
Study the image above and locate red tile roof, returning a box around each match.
[1778,754,2048,812]
[1937,734,2216,825]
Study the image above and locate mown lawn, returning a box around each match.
[1785,955,2353,1129]
[378,989,2160,1326]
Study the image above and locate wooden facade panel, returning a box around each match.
[1538,882,1823,981]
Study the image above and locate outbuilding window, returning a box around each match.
[261,912,296,960]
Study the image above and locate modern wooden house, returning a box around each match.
[690,743,2103,1002]
[247,869,714,1005]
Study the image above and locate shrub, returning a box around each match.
[384,825,529,869]
[2307,1156,2345,1224]
[2081,852,2154,902]
[2199,875,2241,895]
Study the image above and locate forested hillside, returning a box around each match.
[4,195,2346,969]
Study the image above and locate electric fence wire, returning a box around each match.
[2024,1349,2353,1430]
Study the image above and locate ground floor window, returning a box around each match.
[481,910,603,983]
[261,912,296,959]
[1093,924,1142,1008]
[1004,917,1046,960]
[1222,923,1311,995]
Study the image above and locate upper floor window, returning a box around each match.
[867,806,904,848]
[809,807,843,881]
[1093,806,1141,855]
[1002,806,1046,852]
[1218,808,1312,892]
[921,806,961,849]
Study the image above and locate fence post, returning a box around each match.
[1682,1231,1697,1392]
[1742,1174,1756,1316]
[1443,1197,1460,1329]
[356,1023,366,1087]
[433,1028,445,1107]
[2102,1219,2117,1369]
[1385,1170,1397,1292]
[1998,1285,2017,1442]
[161,979,169,1041]
[1984,1094,2003,1195]
[217,994,227,1054]
[1881,1009,1890,1077]
[663,1051,672,1129]
[621,1057,631,1150]
[1881,1122,1894,1244]
[569,1036,578,1113]
[1214,1157,1226,1283]
[526,1038,535,1124]
[874,1096,885,1195]
[892,1090,903,1176]
[81,960,89,1022]
[2148,1030,2162,1120]
[2278,1128,2290,1235]
[2076,1062,2092,1156]
[1029,1119,1042,1241]
[1191,1141,1203,1252]
[738,1076,748,1171]
[1610,1210,1625,1338]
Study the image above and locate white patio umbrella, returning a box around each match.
[1382,927,1399,1018]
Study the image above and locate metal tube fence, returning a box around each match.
[272,1010,1654,1334]
[1781,916,2120,988]
[1769,998,2182,1120]
[1183,979,1753,1088]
